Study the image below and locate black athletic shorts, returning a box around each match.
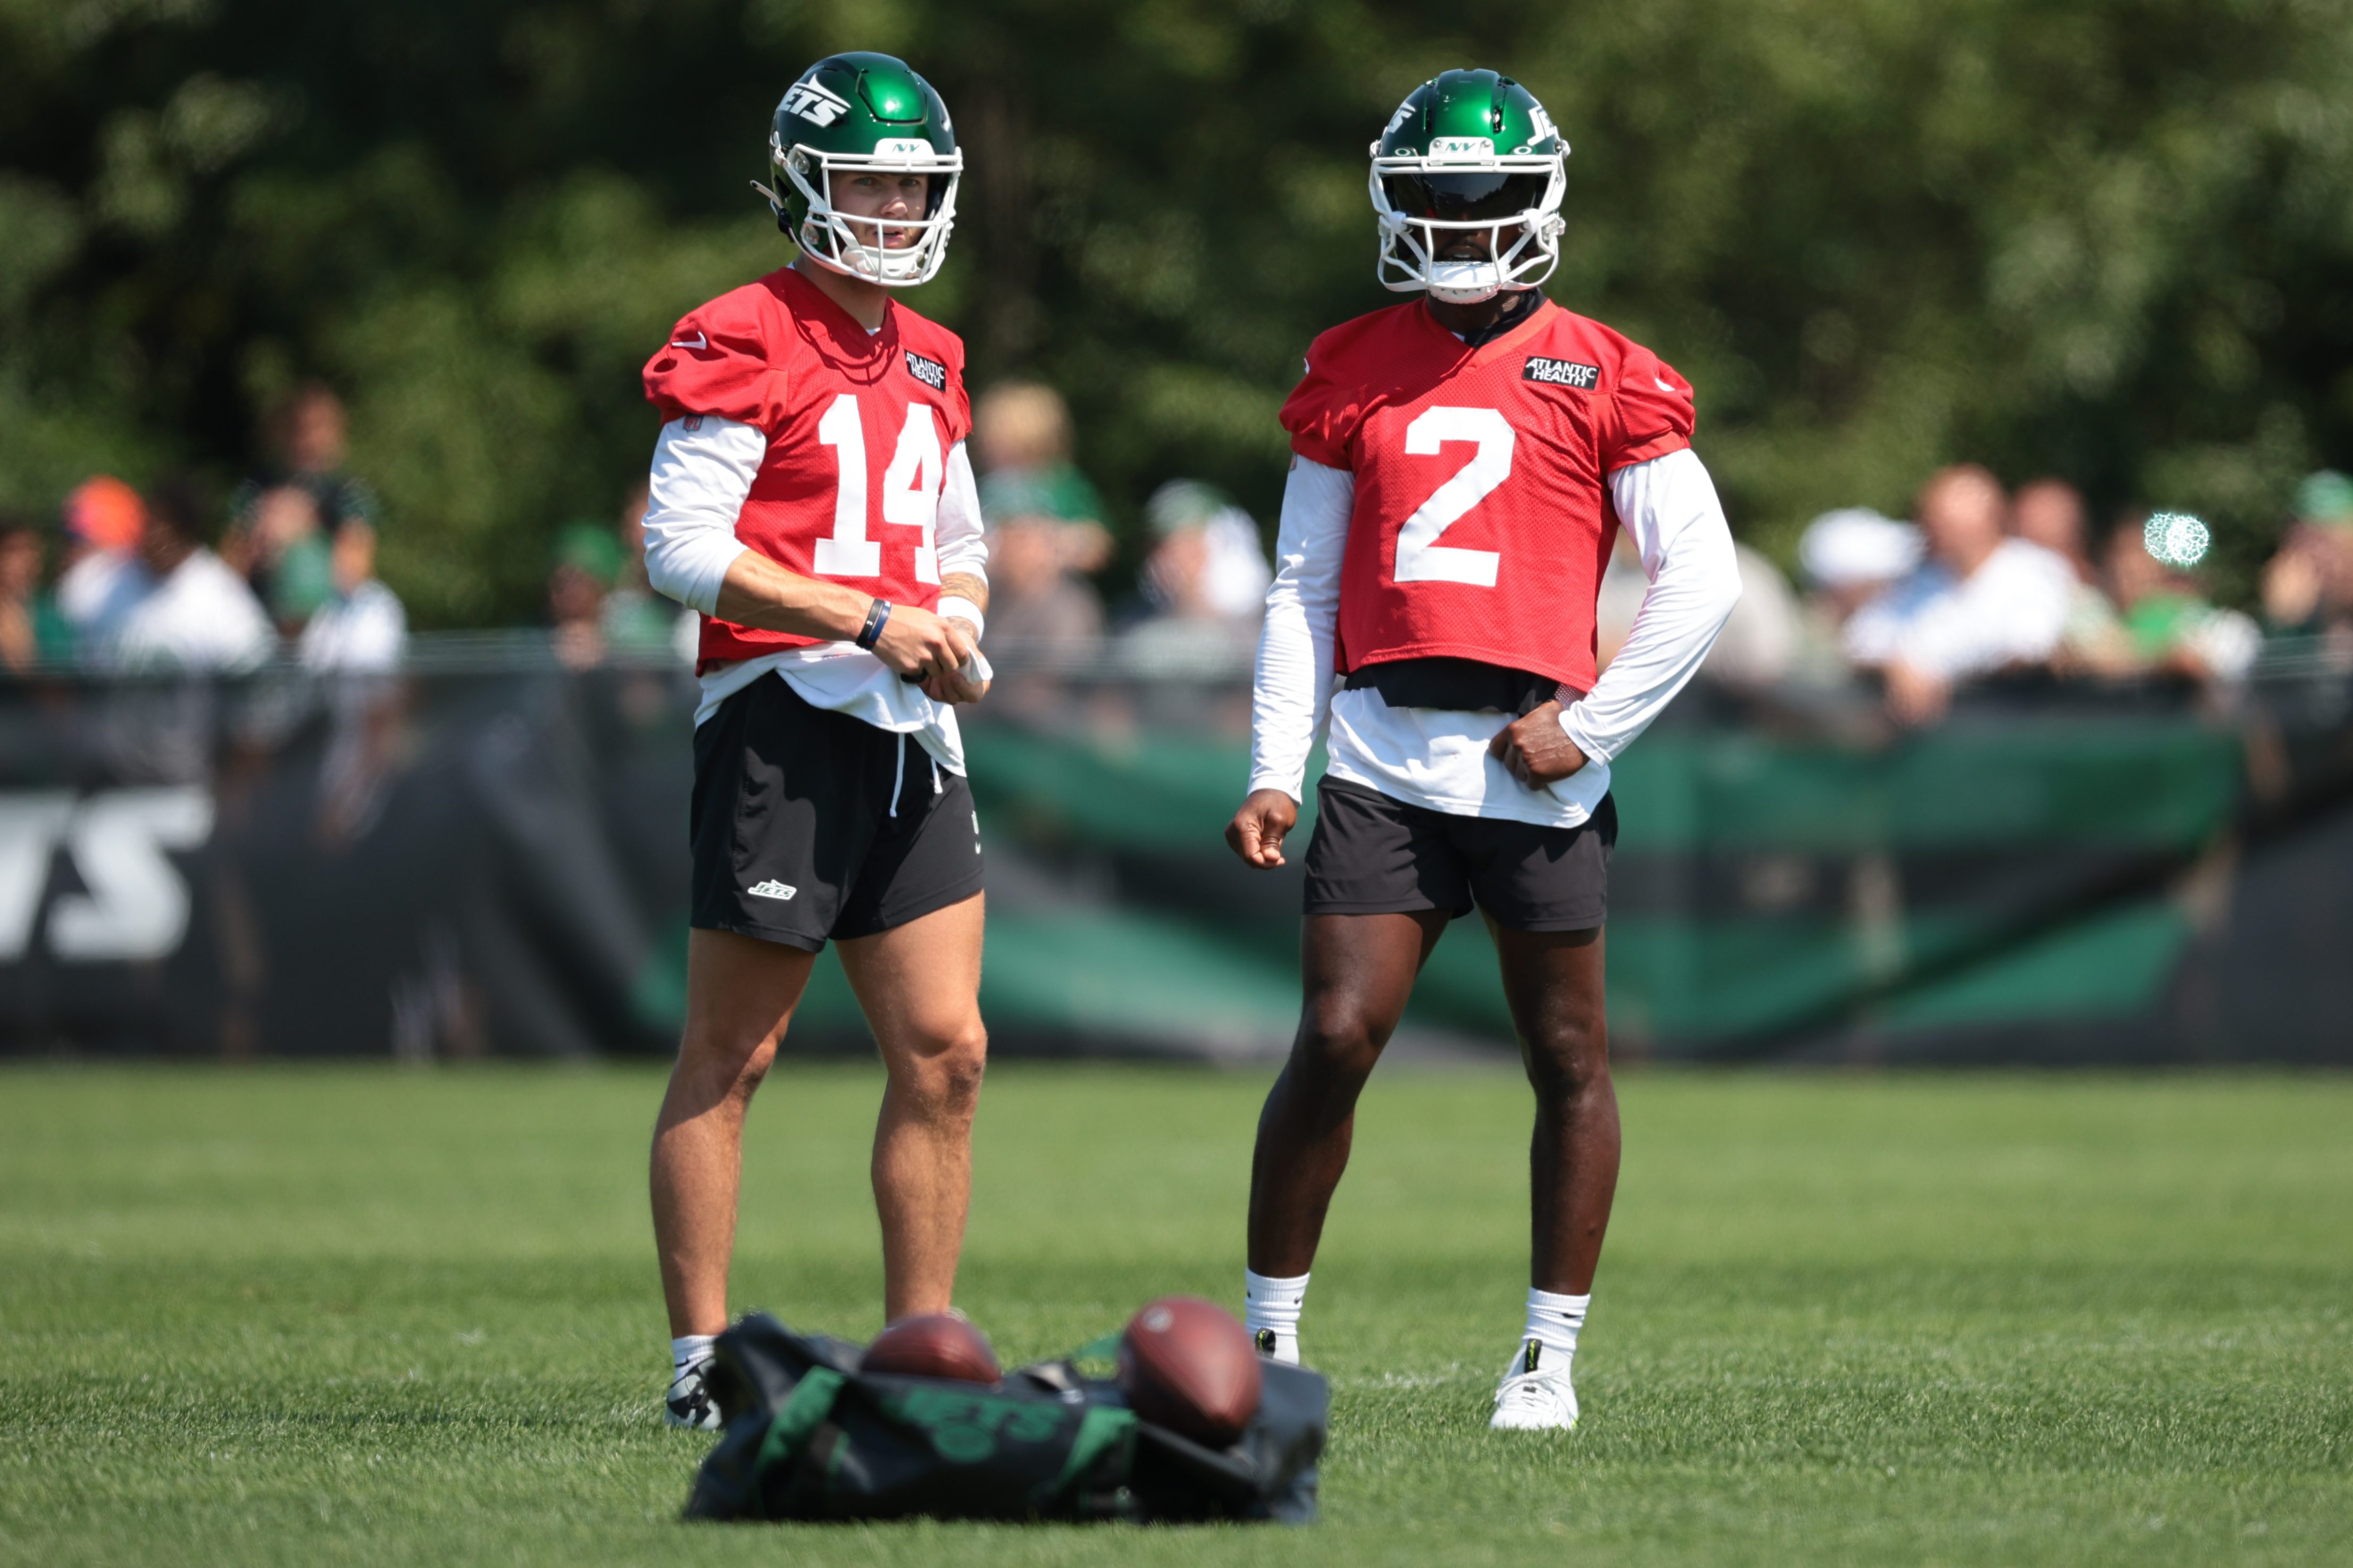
[1301,775,1615,932]
[690,676,984,951]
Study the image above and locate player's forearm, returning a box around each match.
[937,571,988,641]
[1247,458,1353,799]
[1565,450,1741,764]
[712,551,875,642]
[1247,600,1330,800]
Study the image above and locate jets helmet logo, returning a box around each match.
[781,79,852,128]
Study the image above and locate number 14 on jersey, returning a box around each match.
[812,393,943,584]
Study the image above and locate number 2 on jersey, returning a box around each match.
[1393,405,1514,588]
[811,395,942,583]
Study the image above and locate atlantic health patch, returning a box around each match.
[1523,356,1601,390]
[904,349,949,392]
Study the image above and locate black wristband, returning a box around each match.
[855,598,892,651]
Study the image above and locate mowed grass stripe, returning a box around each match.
[0,1065,2347,1567]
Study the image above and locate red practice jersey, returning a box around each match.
[1280,298,1695,694]
[643,265,972,670]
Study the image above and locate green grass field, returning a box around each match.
[1,1064,2347,1566]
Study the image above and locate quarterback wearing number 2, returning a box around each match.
[635,53,991,1429]
[1228,69,1742,1430]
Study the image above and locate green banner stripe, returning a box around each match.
[963,720,2240,855]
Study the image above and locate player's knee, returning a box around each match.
[1523,1024,1608,1102]
[675,1022,776,1108]
[892,1022,987,1122]
[1294,1007,1384,1080]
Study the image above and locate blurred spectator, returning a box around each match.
[54,475,145,639]
[1788,507,1921,683]
[0,515,74,673]
[1843,465,2072,725]
[298,512,408,672]
[600,482,691,659]
[984,513,1104,656]
[974,382,1111,548]
[1143,481,1271,618]
[2094,512,2262,684]
[95,479,275,673]
[229,382,381,612]
[972,382,1114,663]
[550,521,622,669]
[2260,469,2353,649]
[233,382,380,541]
[268,530,337,640]
[2009,477,2130,668]
[2012,480,2093,577]
[1799,507,1922,623]
[1121,481,1272,667]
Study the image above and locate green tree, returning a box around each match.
[2,0,2348,622]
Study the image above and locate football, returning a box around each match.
[859,1311,1002,1384]
[1116,1295,1263,1447]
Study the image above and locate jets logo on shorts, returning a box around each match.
[1523,356,1600,390]
[780,79,852,128]
[746,879,797,901]
[903,350,948,392]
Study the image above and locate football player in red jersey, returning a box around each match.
[635,53,994,1429]
[1226,70,1744,1430]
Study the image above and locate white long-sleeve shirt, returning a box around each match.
[641,414,990,772]
[1841,538,2073,682]
[1247,447,1742,829]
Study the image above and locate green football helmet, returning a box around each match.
[1370,69,1568,304]
[753,52,962,287]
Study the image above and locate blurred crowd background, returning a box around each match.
[4,0,2353,644]
[15,370,2353,725]
[6,0,2353,1063]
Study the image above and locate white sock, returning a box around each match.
[1244,1269,1309,1364]
[1521,1288,1588,1371]
[671,1334,716,1374]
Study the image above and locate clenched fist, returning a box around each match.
[1488,700,1589,789]
[1226,789,1299,868]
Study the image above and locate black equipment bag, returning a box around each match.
[681,1313,1326,1524]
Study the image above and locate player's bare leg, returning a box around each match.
[837,891,988,1323]
[1246,909,1449,1276]
[1487,917,1616,1429]
[650,928,817,1338]
[1489,920,1617,1293]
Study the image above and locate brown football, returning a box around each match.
[859,1311,1002,1383]
[1116,1295,1263,1447]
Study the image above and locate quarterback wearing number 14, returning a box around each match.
[635,54,990,1429]
[1228,69,1741,1430]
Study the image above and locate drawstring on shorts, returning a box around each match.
[888,736,907,819]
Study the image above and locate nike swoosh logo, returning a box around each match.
[671,333,708,350]
[1656,375,1676,392]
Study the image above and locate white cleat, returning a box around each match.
[1489,1338,1578,1431]
[664,1355,722,1431]
[1253,1328,1300,1366]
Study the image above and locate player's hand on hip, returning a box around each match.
[919,618,991,705]
[1489,700,1589,789]
[872,602,963,684]
[1226,789,1299,869]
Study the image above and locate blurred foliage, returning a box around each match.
[2,0,2351,622]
